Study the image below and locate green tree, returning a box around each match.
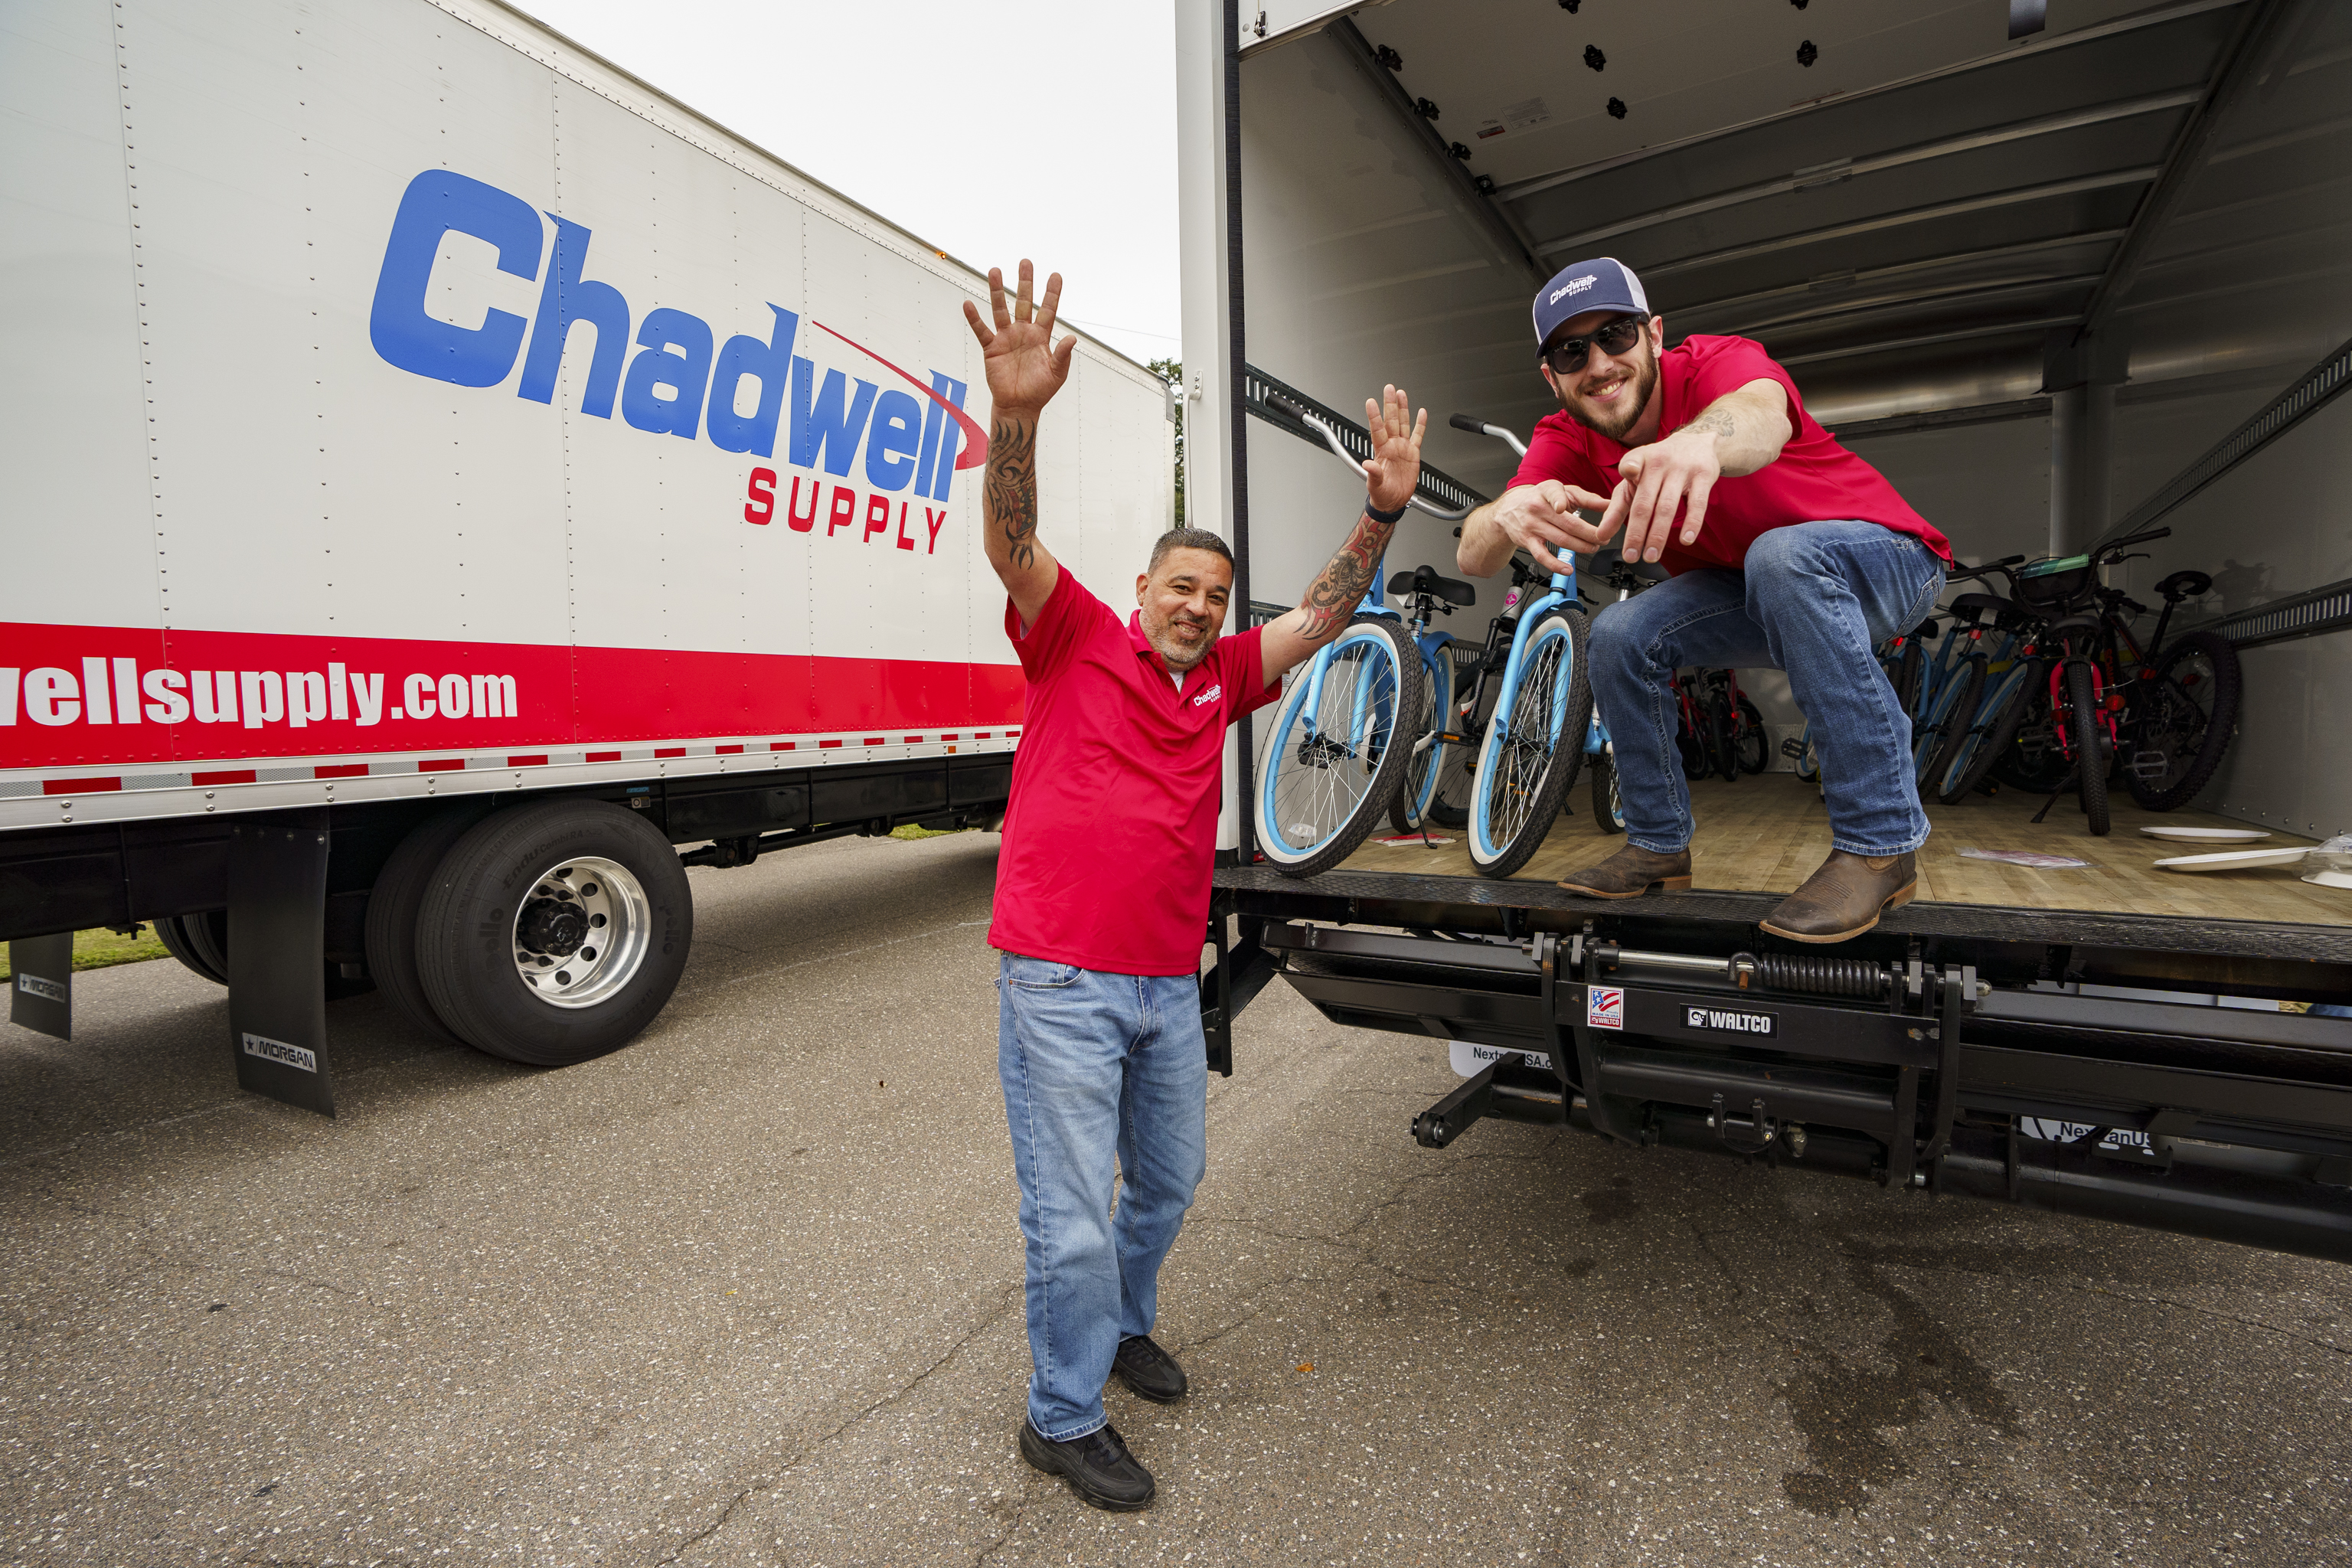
[1149,357,1184,528]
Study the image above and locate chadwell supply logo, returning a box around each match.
[368,169,987,550]
[1550,274,1598,304]
[1191,684,1223,707]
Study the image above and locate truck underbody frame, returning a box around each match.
[2,754,1013,1115]
[1211,865,2352,1263]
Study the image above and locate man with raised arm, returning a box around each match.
[1455,257,1952,942]
[966,260,1426,1511]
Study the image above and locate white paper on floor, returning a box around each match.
[1958,848,2092,869]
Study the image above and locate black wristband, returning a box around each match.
[1364,498,1409,525]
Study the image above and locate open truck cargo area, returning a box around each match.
[1,0,1175,1109]
[1177,0,2352,1259]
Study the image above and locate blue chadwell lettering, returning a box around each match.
[366,168,968,484]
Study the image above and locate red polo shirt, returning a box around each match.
[988,568,1284,976]
[1511,334,1952,573]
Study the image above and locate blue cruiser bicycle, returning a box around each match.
[1255,399,1606,880]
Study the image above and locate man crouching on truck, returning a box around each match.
[966,260,1426,1511]
[1456,256,1952,942]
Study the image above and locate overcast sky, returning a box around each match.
[522,0,1184,368]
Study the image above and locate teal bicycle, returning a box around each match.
[1253,395,1467,876]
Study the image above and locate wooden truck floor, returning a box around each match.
[1337,773,2345,929]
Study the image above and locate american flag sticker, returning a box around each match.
[1587,986,1625,1031]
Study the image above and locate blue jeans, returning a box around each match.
[1588,522,1945,857]
[997,953,1208,1440]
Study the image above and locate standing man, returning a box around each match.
[1456,256,1952,942]
[967,260,1426,1509]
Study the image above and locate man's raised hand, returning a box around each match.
[1496,479,1619,564]
[1361,384,1427,514]
[964,260,1076,417]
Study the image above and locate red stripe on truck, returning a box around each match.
[418,758,464,773]
[506,754,549,767]
[313,764,368,779]
[191,769,256,786]
[0,621,1026,769]
[714,744,744,755]
[586,751,621,763]
[654,747,686,758]
[44,776,120,795]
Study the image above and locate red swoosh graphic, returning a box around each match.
[814,322,988,472]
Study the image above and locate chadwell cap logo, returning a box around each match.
[1550,274,1599,305]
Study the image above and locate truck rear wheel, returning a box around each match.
[416,799,693,1067]
[155,909,374,998]
[156,911,230,985]
[364,802,497,1046]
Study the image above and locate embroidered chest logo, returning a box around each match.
[1191,684,1223,707]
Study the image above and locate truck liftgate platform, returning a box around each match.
[1204,866,2352,1264]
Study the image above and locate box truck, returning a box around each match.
[0,0,1175,1111]
[1174,0,2352,1259]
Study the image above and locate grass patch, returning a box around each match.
[889,823,972,841]
[0,924,173,981]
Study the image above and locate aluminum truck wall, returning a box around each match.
[0,0,1172,828]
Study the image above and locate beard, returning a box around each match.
[1565,340,1659,443]
[1142,609,1216,672]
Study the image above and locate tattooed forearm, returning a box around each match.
[1688,407,1736,440]
[985,416,1040,570]
[1298,508,1401,640]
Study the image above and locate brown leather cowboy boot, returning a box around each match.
[1557,843,1692,899]
[1760,850,1916,942]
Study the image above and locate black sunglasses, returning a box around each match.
[1539,312,1651,374]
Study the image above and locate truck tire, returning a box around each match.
[156,911,230,985]
[364,802,498,1046]
[155,909,374,998]
[415,799,693,1067]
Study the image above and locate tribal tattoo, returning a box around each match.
[1298,507,1402,640]
[985,416,1040,570]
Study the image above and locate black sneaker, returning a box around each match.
[1112,1334,1188,1404]
[1018,1419,1155,1511]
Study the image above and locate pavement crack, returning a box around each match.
[645,1284,1022,1566]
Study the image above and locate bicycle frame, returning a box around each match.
[1485,545,1586,760]
[1292,570,1398,755]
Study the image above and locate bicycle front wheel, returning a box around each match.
[1791,721,1822,784]
[1938,660,2037,805]
[1916,653,1986,792]
[1590,745,1625,834]
[1734,697,1767,775]
[1469,609,1591,878]
[2065,659,2109,836]
[1390,644,1455,834]
[1707,692,1738,782]
[2127,631,2241,812]
[1255,615,1423,876]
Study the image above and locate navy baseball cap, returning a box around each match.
[1532,256,1651,349]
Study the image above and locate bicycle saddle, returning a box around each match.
[1946,591,2011,623]
[1387,564,1476,606]
[2155,569,2213,603]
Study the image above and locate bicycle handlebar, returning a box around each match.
[2100,526,2171,555]
[1450,410,1528,459]
[1266,393,1474,521]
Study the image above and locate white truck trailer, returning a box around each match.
[0,0,1174,1111]
[1174,0,2352,1260]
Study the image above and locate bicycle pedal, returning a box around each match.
[1779,737,1805,760]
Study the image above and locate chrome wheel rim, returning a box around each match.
[510,855,649,1009]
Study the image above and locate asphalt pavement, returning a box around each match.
[3,830,2347,1566]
